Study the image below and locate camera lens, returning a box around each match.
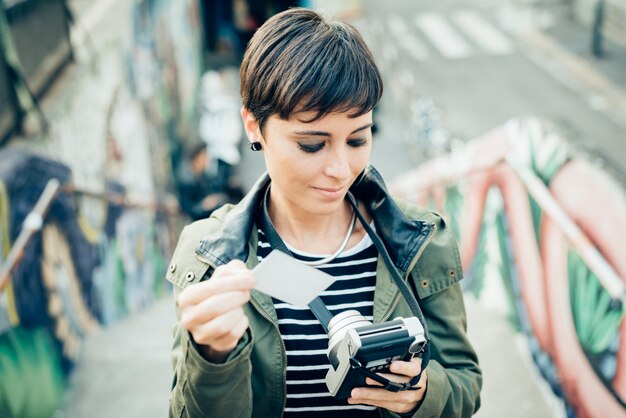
[327,310,371,365]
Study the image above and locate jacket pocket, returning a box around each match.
[165,223,215,290]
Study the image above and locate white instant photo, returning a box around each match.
[252,250,335,306]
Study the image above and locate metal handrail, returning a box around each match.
[0,179,182,293]
[62,185,181,215]
[0,178,60,292]
[509,162,626,304]
[394,148,626,305]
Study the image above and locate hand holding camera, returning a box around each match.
[177,260,255,362]
[325,311,427,398]
[324,310,429,413]
[348,356,428,414]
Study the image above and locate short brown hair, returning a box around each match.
[240,8,383,132]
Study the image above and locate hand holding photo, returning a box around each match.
[252,250,335,306]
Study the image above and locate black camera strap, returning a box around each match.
[258,185,429,391]
[344,193,430,337]
[258,186,335,332]
[345,192,430,391]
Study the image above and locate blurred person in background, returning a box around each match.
[198,69,243,178]
[167,8,481,418]
[176,142,243,221]
[204,0,302,56]
[233,0,303,51]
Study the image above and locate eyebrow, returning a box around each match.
[292,123,374,137]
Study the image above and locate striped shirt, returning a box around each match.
[257,228,380,417]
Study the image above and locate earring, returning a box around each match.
[249,141,262,151]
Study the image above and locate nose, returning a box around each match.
[323,145,351,181]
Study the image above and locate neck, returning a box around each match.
[267,187,353,253]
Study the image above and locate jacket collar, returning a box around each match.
[195,165,429,272]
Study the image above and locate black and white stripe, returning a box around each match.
[257,228,380,417]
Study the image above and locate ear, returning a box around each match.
[241,107,263,144]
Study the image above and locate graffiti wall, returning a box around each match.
[0,0,204,417]
[391,117,626,418]
[129,0,204,177]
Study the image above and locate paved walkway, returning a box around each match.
[60,298,174,418]
[60,295,562,417]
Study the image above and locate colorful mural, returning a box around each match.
[129,0,204,178]
[391,117,626,418]
[0,152,172,418]
[0,0,204,417]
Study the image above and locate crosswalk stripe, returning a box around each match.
[452,10,513,55]
[400,34,430,61]
[388,15,430,61]
[415,12,472,59]
[388,15,409,35]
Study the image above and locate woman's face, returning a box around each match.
[244,109,373,216]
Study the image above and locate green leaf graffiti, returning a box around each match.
[569,249,624,355]
[0,327,65,418]
[444,185,463,242]
[495,209,522,331]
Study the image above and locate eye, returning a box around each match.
[298,142,325,153]
[347,138,368,148]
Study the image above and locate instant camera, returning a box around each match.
[325,310,427,399]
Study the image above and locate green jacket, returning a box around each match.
[167,168,482,418]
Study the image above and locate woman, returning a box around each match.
[167,8,481,418]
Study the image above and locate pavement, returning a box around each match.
[517,1,626,180]
[58,1,626,417]
[353,0,626,180]
[59,297,174,418]
[58,295,563,418]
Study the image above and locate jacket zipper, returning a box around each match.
[376,223,435,418]
[379,222,437,323]
[248,297,288,417]
[195,252,288,416]
[194,253,215,268]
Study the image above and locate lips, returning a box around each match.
[315,186,344,193]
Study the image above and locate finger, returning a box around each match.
[178,272,255,306]
[218,260,249,273]
[389,357,422,377]
[197,290,251,320]
[181,290,250,326]
[365,373,426,389]
[364,378,384,387]
[373,372,411,384]
[350,387,421,408]
[350,387,392,403]
[208,315,250,352]
[190,308,246,345]
[178,259,252,304]
[350,386,419,403]
[372,369,427,388]
[347,397,417,414]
